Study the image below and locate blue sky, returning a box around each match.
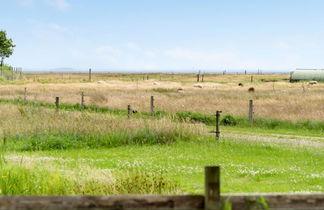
[1,0,324,72]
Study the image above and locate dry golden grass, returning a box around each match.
[1,73,323,121]
[0,104,206,138]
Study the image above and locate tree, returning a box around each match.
[0,30,15,67]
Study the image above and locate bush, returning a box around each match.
[175,111,214,125]
[221,114,237,126]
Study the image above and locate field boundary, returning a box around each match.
[0,193,322,210]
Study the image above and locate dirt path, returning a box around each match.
[222,133,324,148]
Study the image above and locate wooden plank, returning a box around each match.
[0,195,204,210]
[0,194,322,209]
[223,193,324,210]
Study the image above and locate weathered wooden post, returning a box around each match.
[55,97,60,112]
[24,87,27,102]
[150,96,154,117]
[215,111,222,140]
[88,68,92,81]
[81,92,85,110]
[127,105,131,119]
[249,99,254,124]
[205,166,220,210]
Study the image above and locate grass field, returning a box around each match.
[0,73,323,195]
[0,73,324,121]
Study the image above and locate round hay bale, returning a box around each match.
[248,87,255,92]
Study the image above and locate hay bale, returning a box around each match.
[97,80,107,84]
[308,81,318,85]
[248,87,255,92]
[193,84,203,88]
[177,87,184,93]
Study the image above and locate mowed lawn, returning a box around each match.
[7,138,323,194]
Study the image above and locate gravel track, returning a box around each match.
[222,133,324,148]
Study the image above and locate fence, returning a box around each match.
[0,66,23,80]
[0,166,322,209]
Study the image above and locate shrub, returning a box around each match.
[175,111,214,125]
[221,114,237,126]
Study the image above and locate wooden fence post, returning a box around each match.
[81,92,85,110]
[89,68,92,81]
[127,105,131,119]
[215,111,222,140]
[150,96,154,117]
[55,97,60,112]
[205,166,220,210]
[24,88,27,102]
[249,100,254,124]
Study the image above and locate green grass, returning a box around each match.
[176,111,324,135]
[0,103,322,195]
[0,159,178,195]
[4,125,200,151]
[5,138,323,194]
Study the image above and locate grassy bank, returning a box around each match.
[1,98,324,136]
[0,104,205,151]
[176,111,324,135]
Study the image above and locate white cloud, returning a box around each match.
[277,41,294,51]
[49,23,69,32]
[95,45,122,57]
[17,0,70,10]
[164,47,237,67]
[145,51,156,58]
[124,42,141,51]
[163,47,273,69]
[46,0,69,11]
[17,0,36,7]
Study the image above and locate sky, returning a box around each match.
[1,0,324,72]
